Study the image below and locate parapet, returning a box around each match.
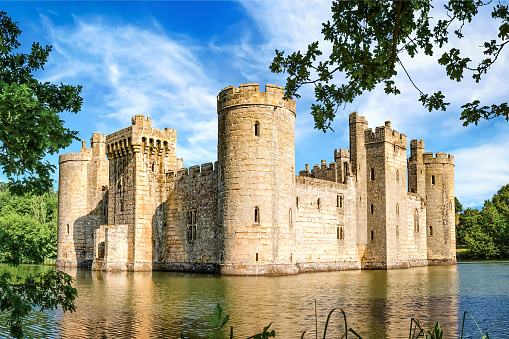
[364,123,407,148]
[106,115,177,159]
[132,115,152,128]
[59,151,92,164]
[349,111,367,125]
[217,83,296,115]
[334,148,349,161]
[410,139,425,150]
[91,132,106,145]
[423,152,454,165]
[166,162,217,180]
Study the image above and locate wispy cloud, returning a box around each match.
[40,14,219,167]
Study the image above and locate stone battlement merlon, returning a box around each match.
[91,132,106,145]
[334,148,349,161]
[364,123,407,148]
[422,152,454,165]
[217,83,296,115]
[105,116,177,159]
[165,162,217,181]
[349,111,367,124]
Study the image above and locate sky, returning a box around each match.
[4,1,509,209]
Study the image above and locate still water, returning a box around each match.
[0,262,508,338]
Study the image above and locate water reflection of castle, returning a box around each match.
[56,83,456,274]
[55,266,460,338]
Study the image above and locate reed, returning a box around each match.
[180,304,489,339]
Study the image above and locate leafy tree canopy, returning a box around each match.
[0,12,79,338]
[270,1,509,132]
[0,11,82,194]
[455,197,463,213]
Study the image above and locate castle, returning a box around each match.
[56,83,456,275]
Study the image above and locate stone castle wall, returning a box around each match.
[164,163,219,273]
[57,82,456,275]
[294,176,360,272]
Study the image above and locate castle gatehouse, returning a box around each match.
[57,83,456,274]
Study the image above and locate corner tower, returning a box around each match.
[104,116,179,271]
[424,152,456,264]
[57,133,108,268]
[217,83,297,275]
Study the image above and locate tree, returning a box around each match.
[464,202,506,259]
[455,197,463,213]
[457,207,478,246]
[0,11,82,195]
[0,12,79,339]
[270,1,509,132]
[492,183,509,220]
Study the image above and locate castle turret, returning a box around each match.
[57,134,108,268]
[349,112,369,259]
[362,121,413,268]
[103,116,178,271]
[408,139,425,196]
[423,152,456,264]
[217,83,297,275]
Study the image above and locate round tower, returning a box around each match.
[57,144,92,268]
[217,83,297,275]
[423,152,456,264]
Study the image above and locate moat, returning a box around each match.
[1,262,508,338]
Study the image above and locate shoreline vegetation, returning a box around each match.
[180,304,490,339]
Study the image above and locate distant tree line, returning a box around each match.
[456,184,509,259]
[0,183,58,264]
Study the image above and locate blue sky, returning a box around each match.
[4,1,509,209]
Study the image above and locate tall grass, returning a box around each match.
[180,303,490,338]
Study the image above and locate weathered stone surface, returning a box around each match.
[57,83,456,275]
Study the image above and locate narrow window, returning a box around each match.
[254,206,260,223]
[317,198,321,209]
[396,225,399,237]
[296,196,299,208]
[337,195,340,207]
[370,204,374,214]
[370,168,375,181]
[254,121,260,136]
[289,208,292,224]
[370,230,374,241]
[396,170,399,183]
[188,209,197,242]
[152,161,156,172]
[337,226,340,239]
[290,253,293,263]
[66,224,70,234]
[340,227,344,240]
[255,253,259,261]
[340,195,344,208]
[414,209,419,232]
[429,226,433,236]
[153,240,156,247]
[432,175,435,185]
[396,203,399,215]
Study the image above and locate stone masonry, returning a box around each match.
[56,83,456,274]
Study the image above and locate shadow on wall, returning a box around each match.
[72,191,108,268]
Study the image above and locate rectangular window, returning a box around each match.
[187,209,197,242]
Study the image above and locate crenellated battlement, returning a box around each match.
[217,83,296,114]
[132,115,151,128]
[364,121,407,148]
[349,111,367,124]
[59,151,92,163]
[423,152,454,165]
[410,139,425,150]
[166,162,217,181]
[104,116,177,159]
[334,148,349,161]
